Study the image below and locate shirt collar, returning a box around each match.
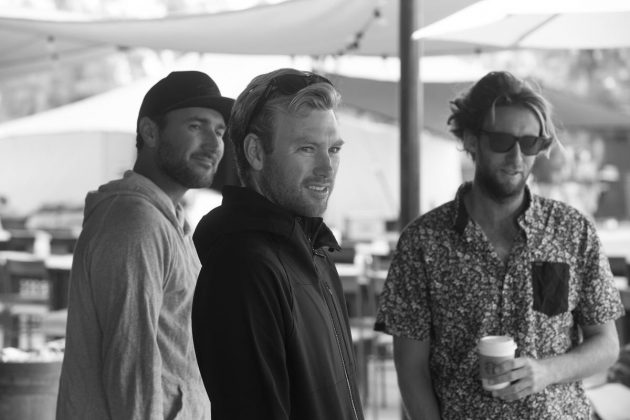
[452,182,539,237]
[453,182,472,235]
[517,186,545,241]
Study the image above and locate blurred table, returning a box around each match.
[587,382,630,420]
[598,222,630,262]
[45,255,72,311]
[0,251,72,310]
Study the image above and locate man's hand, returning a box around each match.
[487,357,554,401]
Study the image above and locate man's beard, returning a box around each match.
[475,163,528,203]
[157,143,216,189]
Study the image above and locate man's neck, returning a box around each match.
[466,182,526,227]
[464,182,527,263]
[133,159,187,207]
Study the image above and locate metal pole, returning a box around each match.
[399,0,422,229]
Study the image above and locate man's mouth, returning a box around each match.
[502,167,523,176]
[306,184,330,194]
[192,153,219,166]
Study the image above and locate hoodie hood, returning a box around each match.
[193,186,340,256]
[83,170,185,233]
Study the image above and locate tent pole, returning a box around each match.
[399,0,422,230]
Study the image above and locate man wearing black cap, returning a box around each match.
[57,71,233,420]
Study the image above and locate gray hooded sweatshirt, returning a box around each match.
[56,171,210,419]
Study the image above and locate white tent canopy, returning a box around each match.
[0,0,482,80]
[413,0,630,50]
[0,54,307,139]
[0,52,489,140]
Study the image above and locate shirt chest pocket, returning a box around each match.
[531,261,569,317]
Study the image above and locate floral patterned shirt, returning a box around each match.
[375,183,624,420]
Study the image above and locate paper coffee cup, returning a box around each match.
[478,335,517,391]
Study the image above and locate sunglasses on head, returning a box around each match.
[244,72,333,133]
[479,129,552,156]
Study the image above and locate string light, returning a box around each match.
[334,5,383,57]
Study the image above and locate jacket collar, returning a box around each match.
[219,186,340,251]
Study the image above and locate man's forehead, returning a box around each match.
[483,105,540,129]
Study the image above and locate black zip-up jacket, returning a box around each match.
[192,186,364,420]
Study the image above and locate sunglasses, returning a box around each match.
[479,130,552,156]
[244,72,333,133]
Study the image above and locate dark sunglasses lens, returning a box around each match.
[275,75,308,94]
[518,136,542,155]
[485,132,547,155]
[486,133,516,153]
[275,74,331,95]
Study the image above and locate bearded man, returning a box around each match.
[57,71,233,420]
[375,71,623,420]
[191,68,364,420]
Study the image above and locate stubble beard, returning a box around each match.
[475,164,528,203]
[157,144,216,189]
[258,169,330,218]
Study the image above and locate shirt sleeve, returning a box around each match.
[374,224,432,341]
[89,198,168,419]
[574,220,625,326]
[193,247,293,420]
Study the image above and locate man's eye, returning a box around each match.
[329,147,341,154]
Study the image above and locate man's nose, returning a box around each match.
[314,150,333,176]
[204,128,223,147]
[506,139,524,159]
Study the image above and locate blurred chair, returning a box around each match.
[339,267,373,403]
[338,242,397,409]
[609,257,630,345]
[49,231,78,255]
[364,252,395,415]
[47,264,72,311]
[41,309,67,340]
[331,245,357,265]
[0,259,50,349]
[609,256,629,279]
[4,230,38,253]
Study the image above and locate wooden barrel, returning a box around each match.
[0,361,62,420]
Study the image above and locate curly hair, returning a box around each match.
[227,68,341,186]
[447,71,557,155]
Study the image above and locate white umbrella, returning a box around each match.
[0,0,481,81]
[412,0,630,50]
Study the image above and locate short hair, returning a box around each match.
[228,68,341,186]
[448,71,557,153]
[135,114,167,150]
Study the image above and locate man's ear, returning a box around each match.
[138,116,159,148]
[243,133,264,171]
[463,130,477,158]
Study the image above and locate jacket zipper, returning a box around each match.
[305,220,359,420]
[322,271,360,420]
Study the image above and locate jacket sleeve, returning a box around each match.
[88,198,168,419]
[193,247,293,420]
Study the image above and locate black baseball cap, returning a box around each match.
[137,70,234,131]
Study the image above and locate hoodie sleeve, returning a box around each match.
[193,244,293,420]
[88,196,168,419]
